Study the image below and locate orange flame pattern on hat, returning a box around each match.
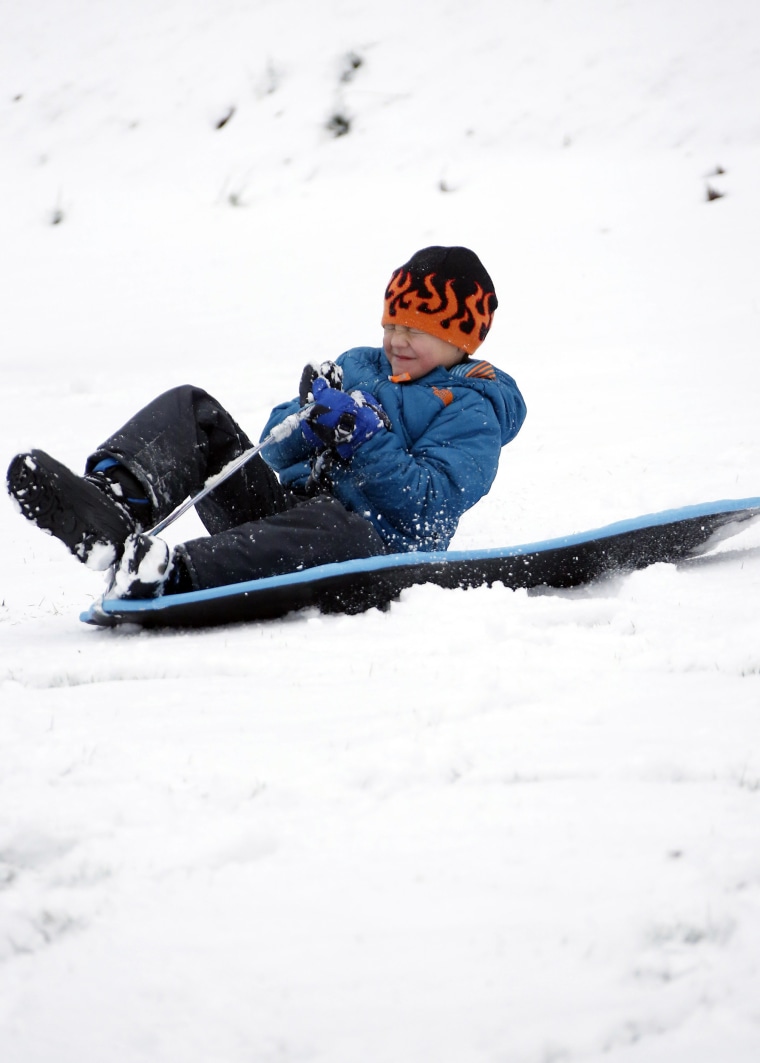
[382,268,496,354]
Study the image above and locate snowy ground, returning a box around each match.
[2,1,760,1060]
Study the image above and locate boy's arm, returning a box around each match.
[259,396,311,467]
[260,372,516,549]
[331,392,504,546]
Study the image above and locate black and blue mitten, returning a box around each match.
[299,360,344,405]
[302,377,389,460]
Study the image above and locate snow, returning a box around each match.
[2,0,760,1059]
[108,534,168,599]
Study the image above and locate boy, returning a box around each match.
[7,246,527,600]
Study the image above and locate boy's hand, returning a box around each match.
[302,377,389,460]
[299,360,343,405]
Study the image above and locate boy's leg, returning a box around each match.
[174,495,387,592]
[7,385,293,568]
[87,385,292,532]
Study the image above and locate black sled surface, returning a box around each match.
[81,496,760,629]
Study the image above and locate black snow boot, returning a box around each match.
[7,449,148,569]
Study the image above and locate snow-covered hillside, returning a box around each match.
[2,2,760,1060]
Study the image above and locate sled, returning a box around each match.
[80,496,760,629]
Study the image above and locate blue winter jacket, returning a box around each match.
[260,346,526,552]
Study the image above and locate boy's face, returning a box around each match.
[382,325,465,381]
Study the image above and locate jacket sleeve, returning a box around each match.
[259,397,311,470]
[329,390,504,547]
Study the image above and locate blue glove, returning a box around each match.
[302,377,389,460]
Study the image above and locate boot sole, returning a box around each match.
[7,449,133,569]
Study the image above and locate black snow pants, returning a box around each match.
[86,385,387,592]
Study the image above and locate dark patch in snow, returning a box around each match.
[215,106,236,130]
[326,112,351,138]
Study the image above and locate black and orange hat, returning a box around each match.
[382,246,498,354]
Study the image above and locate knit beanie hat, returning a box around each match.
[382,246,497,354]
